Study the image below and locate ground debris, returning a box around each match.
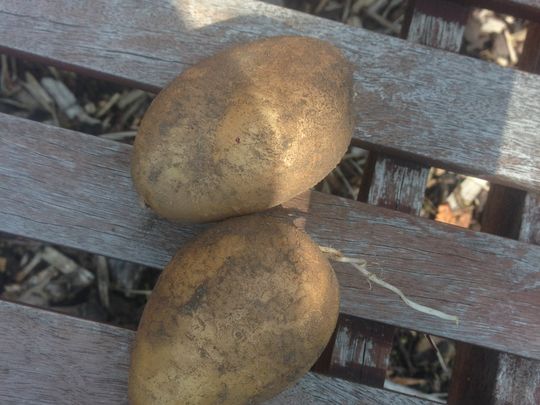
[2,246,95,307]
[464,8,527,67]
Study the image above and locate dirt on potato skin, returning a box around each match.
[131,36,354,223]
[129,215,340,405]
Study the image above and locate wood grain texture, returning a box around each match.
[366,156,429,215]
[520,193,540,244]
[450,344,540,405]
[0,0,540,191]
[332,0,469,387]
[481,184,526,239]
[490,354,540,405]
[0,299,133,405]
[449,22,540,404]
[1,114,539,360]
[408,0,467,52]
[0,300,435,405]
[520,23,540,73]
[328,316,395,387]
[448,342,500,404]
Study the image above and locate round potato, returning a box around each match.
[131,36,354,222]
[128,215,340,405]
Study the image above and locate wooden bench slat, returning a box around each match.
[1,0,539,192]
[0,300,435,405]
[1,113,539,360]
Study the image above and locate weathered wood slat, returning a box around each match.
[1,114,539,360]
[326,315,395,387]
[365,156,430,215]
[520,193,540,244]
[407,0,467,52]
[1,0,540,192]
[0,300,435,405]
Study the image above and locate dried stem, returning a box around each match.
[320,246,459,325]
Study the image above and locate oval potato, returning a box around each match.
[131,36,354,222]
[128,215,340,404]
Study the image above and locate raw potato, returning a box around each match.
[131,36,354,222]
[128,215,340,405]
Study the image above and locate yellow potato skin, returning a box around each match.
[131,36,354,222]
[128,215,340,405]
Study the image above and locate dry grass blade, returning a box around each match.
[17,265,58,306]
[96,92,120,118]
[118,89,147,109]
[333,166,356,198]
[366,8,400,34]
[22,72,57,123]
[116,288,152,296]
[426,334,449,373]
[342,0,352,21]
[15,253,42,283]
[96,256,110,309]
[315,0,330,14]
[40,78,100,125]
[0,54,17,95]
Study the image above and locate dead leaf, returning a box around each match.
[435,204,473,228]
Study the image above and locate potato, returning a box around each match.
[128,215,340,405]
[131,36,354,222]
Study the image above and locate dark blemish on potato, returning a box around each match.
[217,364,226,375]
[198,347,210,358]
[147,318,174,345]
[217,383,229,402]
[283,350,296,365]
[158,122,172,137]
[181,283,208,314]
[147,166,162,184]
[235,137,240,144]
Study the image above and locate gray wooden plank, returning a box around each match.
[0,299,434,405]
[366,156,429,215]
[520,192,540,244]
[407,0,467,52]
[326,315,395,387]
[489,353,540,405]
[0,113,539,360]
[0,0,539,192]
